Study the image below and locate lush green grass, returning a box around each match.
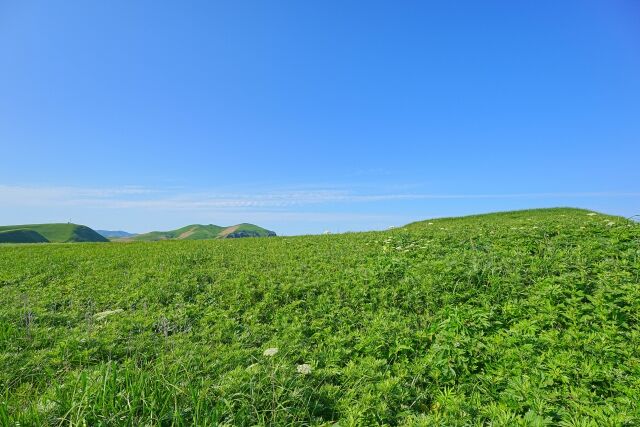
[0,223,108,243]
[126,223,275,241]
[1,208,639,425]
[0,229,49,243]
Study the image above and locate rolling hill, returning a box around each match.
[122,223,276,241]
[2,208,639,425]
[0,223,108,243]
[0,229,50,243]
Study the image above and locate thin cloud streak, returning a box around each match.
[1,184,639,211]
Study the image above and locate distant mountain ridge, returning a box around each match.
[120,223,276,241]
[96,230,137,238]
[0,223,108,243]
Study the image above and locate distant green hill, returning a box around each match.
[123,223,276,241]
[0,229,49,243]
[0,223,108,243]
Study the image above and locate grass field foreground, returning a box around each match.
[1,208,639,425]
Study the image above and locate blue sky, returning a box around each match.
[1,1,639,235]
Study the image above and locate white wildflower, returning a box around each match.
[428,222,434,225]
[606,221,615,227]
[296,364,312,375]
[36,399,56,413]
[587,213,597,216]
[263,347,278,357]
[93,309,123,321]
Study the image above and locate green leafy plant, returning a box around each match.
[1,208,638,425]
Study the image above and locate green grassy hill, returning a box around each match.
[221,223,277,238]
[0,228,49,243]
[0,223,108,243]
[1,208,639,425]
[125,223,275,241]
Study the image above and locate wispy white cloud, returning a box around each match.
[0,184,638,211]
[350,191,640,202]
[0,184,156,203]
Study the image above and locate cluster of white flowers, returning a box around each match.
[382,238,424,253]
[263,347,278,357]
[260,348,313,375]
[93,309,123,321]
[296,364,312,375]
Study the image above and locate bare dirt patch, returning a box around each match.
[218,225,239,238]
[178,227,197,239]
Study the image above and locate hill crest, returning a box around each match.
[0,223,108,243]
[120,223,276,241]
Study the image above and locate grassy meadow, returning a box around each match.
[1,208,639,425]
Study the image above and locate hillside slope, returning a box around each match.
[125,223,275,241]
[0,223,108,243]
[1,208,639,425]
[0,229,49,243]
